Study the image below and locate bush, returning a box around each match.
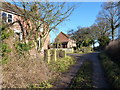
[74,47,92,54]
[105,39,120,67]
[0,43,11,64]
[15,41,34,55]
[1,28,14,40]
[2,54,55,88]
[0,28,13,64]
[49,56,75,72]
[1,28,57,88]
[98,35,110,49]
[100,52,120,88]
[81,47,92,53]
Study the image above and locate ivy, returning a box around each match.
[0,43,11,64]
[15,41,34,54]
[1,28,14,40]
[0,28,13,64]
[1,43,11,54]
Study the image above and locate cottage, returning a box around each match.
[54,32,76,48]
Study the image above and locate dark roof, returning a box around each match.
[55,32,70,43]
[1,2,25,16]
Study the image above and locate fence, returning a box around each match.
[50,48,74,53]
[61,48,74,53]
[44,49,66,63]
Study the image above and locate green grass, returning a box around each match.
[28,80,53,88]
[49,56,76,72]
[99,52,120,88]
[29,56,76,88]
[69,61,93,88]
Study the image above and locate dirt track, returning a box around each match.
[54,52,110,88]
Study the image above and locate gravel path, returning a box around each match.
[54,52,110,88]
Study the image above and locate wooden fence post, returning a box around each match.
[44,49,50,63]
[50,49,57,62]
[44,49,66,63]
[54,49,57,61]
[62,50,66,58]
[64,50,66,58]
[58,49,66,58]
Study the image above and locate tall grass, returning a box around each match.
[100,52,120,88]
[1,30,76,88]
[2,53,55,88]
[1,34,55,88]
[49,56,75,72]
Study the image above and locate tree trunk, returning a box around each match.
[112,28,114,40]
[93,42,95,49]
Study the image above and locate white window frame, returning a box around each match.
[1,11,13,23]
[40,26,44,32]
[39,23,44,32]
[14,29,23,41]
[8,14,13,23]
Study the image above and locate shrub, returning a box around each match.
[100,52,120,88]
[1,28,56,88]
[15,41,34,55]
[0,28,13,64]
[82,47,92,53]
[105,39,120,67]
[2,53,55,88]
[1,28,14,40]
[49,56,75,72]
[0,43,11,64]
[98,35,110,49]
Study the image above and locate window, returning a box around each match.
[14,29,23,41]
[2,12,7,23]
[1,12,13,23]
[8,14,12,22]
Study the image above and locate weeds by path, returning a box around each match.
[100,52,120,88]
[29,56,76,88]
[69,60,92,88]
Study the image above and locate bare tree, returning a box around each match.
[96,2,120,40]
[94,21,110,36]
[1,1,74,51]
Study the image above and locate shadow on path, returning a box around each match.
[82,52,110,88]
[53,54,85,88]
[54,52,110,88]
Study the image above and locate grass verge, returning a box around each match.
[69,61,92,88]
[48,56,76,72]
[99,52,120,88]
[29,56,76,88]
